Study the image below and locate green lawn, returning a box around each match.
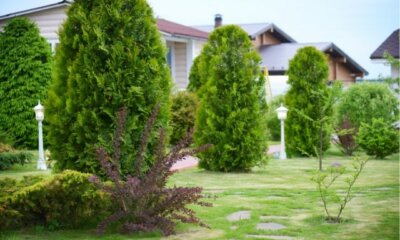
[1,149,399,240]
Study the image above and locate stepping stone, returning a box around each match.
[230,226,238,230]
[227,210,251,222]
[246,234,294,240]
[330,162,342,167]
[256,222,287,231]
[260,216,289,220]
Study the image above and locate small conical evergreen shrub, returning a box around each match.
[194,25,268,172]
[0,17,52,148]
[284,46,331,157]
[46,0,171,175]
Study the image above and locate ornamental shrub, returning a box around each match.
[46,0,171,176]
[194,25,269,172]
[335,83,398,156]
[0,170,111,230]
[90,106,211,236]
[0,151,33,170]
[284,46,331,157]
[357,118,399,159]
[0,17,52,148]
[337,83,399,130]
[0,175,45,202]
[336,83,398,130]
[170,91,199,145]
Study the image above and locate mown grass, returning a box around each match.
[0,148,398,240]
[0,151,51,180]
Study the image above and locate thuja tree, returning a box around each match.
[187,55,204,93]
[284,46,331,157]
[0,17,52,148]
[46,0,171,175]
[194,25,269,172]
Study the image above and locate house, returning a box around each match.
[0,0,208,89]
[156,19,208,89]
[370,29,400,79]
[194,15,368,96]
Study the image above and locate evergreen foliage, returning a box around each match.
[335,83,398,156]
[336,83,398,129]
[170,91,199,145]
[0,17,52,148]
[187,55,204,92]
[357,118,399,159]
[194,25,269,172]
[46,0,172,175]
[0,170,110,230]
[284,46,331,157]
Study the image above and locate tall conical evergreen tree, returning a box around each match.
[46,0,171,175]
[0,17,52,148]
[284,46,331,157]
[194,25,268,172]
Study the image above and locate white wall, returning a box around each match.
[391,64,399,78]
[268,75,289,98]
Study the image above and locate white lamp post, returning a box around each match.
[33,101,47,170]
[276,104,288,160]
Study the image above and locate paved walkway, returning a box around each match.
[171,145,281,171]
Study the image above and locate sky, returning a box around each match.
[0,0,399,79]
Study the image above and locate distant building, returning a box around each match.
[0,0,209,90]
[194,15,368,97]
[370,29,400,79]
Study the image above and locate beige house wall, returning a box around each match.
[174,42,187,89]
[0,5,208,90]
[0,6,67,51]
[194,40,205,57]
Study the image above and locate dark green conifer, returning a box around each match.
[284,46,331,157]
[46,0,171,175]
[194,25,268,172]
[0,17,52,148]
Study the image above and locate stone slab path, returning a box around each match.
[256,222,287,231]
[171,145,280,171]
[227,210,251,222]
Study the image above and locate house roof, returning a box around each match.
[370,29,400,59]
[0,0,71,21]
[157,18,208,40]
[0,1,209,41]
[193,22,296,43]
[259,42,368,76]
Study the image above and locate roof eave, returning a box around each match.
[0,0,71,21]
[325,43,369,76]
[251,23,296,43]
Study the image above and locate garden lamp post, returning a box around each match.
[276,104,288,160]
[34,101,47,170]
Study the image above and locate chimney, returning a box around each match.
[214,14,222,28]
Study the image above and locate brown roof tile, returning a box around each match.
[370,29,399,59]
[157,18,209,40]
